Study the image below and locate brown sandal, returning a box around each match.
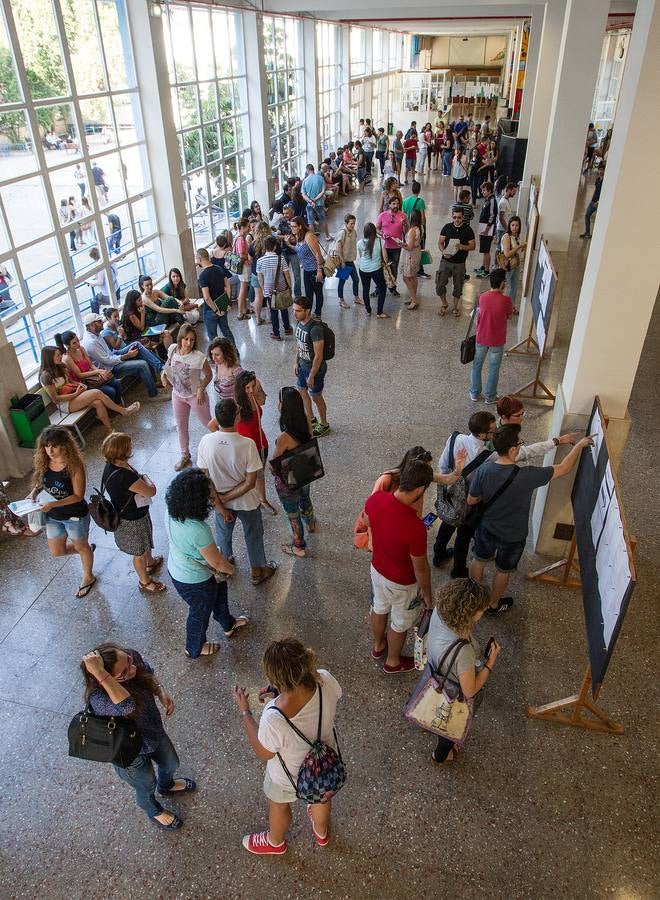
[146,555,163,574]
[139,579,166,593]
[439,305,448,317]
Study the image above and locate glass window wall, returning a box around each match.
[316,22,342,158]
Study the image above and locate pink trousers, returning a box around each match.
[172,391,211,456]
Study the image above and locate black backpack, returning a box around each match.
[313,317,335,360]
[88,469,132,533]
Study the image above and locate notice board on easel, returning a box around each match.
[521,204,539,298]
[571,397,636,693]
[529,238,556,355]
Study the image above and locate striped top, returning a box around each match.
[295,238,319,273]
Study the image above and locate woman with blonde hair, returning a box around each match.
[161,324,213,471]
[232,638,343,855]
[29,426,96,597]
[427,579,500,766]
[248,221,272,325]
[101,432,164,593]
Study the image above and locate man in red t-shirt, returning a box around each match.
[470,268,512,403]
[402,131,418,184]
[364,460,433,674]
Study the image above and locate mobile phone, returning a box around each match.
[422,512,438,528]
[483,637,495,660]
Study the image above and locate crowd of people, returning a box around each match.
[9,109,598,854]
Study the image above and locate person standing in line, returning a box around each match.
[80,644,195,829]
[29,426,96,598]
[402,181,429,279]
[364,459,434,674]
[301,164,330,239]
[235,369,277,515]
[196,248,236,345]
[392,130,404,183]
[376,195,408,298]
[400,209,422,312]
[441,126,454,177]
[161,324,213,472]
[256,235,293,341]
[468,147,483,206]
[579,163,605,239]
[208,337,243,402]
[291,217,325,317]
[404,120,417,140]
[469,268,513,404]
[453,114,468,147]
[402,130,417,185]
[232,639,343,855]
[474,181,497,278]
[275,202,302,296]
[196,398,277,587]
[292,296,329,437]
[335,214,361,309]
[436,208,475,318]
[468,425,593,613]
[361,128,376,177]
[270,387,316,557]
[74,163,86,198]
[232,218,252,320]
[496,181,517,250]
[101,432,165,594]
[91,162,107,206]
[375,127,389,177]
[500,216,526,313]
[357,223,388,318]
[416,128,430,177]
[582,123,599,174]
[451,145,469,202]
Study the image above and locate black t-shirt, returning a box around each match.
[198,265,227,301]
[295,318,326,367]
[42,467,88,520]
[103,462,149,521]
[440,222,475,263]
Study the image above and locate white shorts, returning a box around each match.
[370,564,421,633]
[263,770,297,804]
[238,270,251,283]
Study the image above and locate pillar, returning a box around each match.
[517,8,543,140]
[125,1,196,293]
[537,0,609,252]
[242,12,272,207]
[531,0,660,555]
[303,19,320,165]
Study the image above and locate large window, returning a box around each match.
[0,0,160,378]
[350,27,367,78]
[263,16,306,194]
[163,3,251,249]
[316,22,342,158]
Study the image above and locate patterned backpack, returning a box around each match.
[273,686,346,804]
[435,431,491,527]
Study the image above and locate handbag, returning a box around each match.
[413,607,432,671]
[272,253,293,310]
[435,433,492,527]
[321,242,339,278]
[272,437,325,490]
[420,249,432,266]
[496,249,512,271]
[68,704,142,767]
[403,640,475,745]
[460,307,477,365]
[85,370,113,387]
[28,509,46,533]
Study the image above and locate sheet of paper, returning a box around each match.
[589,407,604,466]
[590,479,612,550]
[8,499,43,517]
[134,494,152,508]
[536,313,546,355]
[37,489,54,507]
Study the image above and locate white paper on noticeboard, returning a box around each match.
[590,407,604,466]
[536,314,546,355]
[595,487,631,647]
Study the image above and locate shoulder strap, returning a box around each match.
[465,306,477,341]
[447,430,459,471]
[412,198,420,211]
[274,252,282,286]
[430,639,469,691]
[480,465,520,515]
[462,448,492,479]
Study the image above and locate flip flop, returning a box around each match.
[438,306,448,317]
[452,308,461,317]
[75,577,97,599]
[406,303,419,310]
[281,543,306,558]
[185,642,221,657]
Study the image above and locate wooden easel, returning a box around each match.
[527,534,581,587]
[506,323,540,358]
[510,350,555,402]
[527,668,624,735]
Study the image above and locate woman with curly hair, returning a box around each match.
[235,369,275,515]
[80,643,195,830]
[29,426,96,597]
[232,638,343,854]
[427,579,500,766]
[209,337,243,401]
[165,468,248,658]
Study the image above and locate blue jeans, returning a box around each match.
[114,732,179,819]
[506,266,520,305]
[99,377,123,404]
[286,254,302,296]
[113,359,158,397]
[267,298,290,337]
[215,507,267,569]
[584,200,597,236]
[170,574,235,657]
[337,261,359,300]
[276,484,314,550]
[442,150,452,175]
[471,343,505,401]
[203,305,236,345]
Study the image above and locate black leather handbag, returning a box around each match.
[68,705,142,767]
[460,307,478,365]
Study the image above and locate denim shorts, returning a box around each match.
[250,273,259,289]
[473,524,525,573]
[296,363,326,396]
[45,513,91,542]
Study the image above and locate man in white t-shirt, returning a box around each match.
[197,398,276,586]
[496,182,517,249]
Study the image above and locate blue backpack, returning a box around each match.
[274,686,346,804]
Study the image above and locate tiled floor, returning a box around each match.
[1,169,658,899]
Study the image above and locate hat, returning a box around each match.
[83,312,103,326]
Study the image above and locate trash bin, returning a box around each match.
[387,122,394,136]
[9,392,49,449]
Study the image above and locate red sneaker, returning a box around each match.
[241,831,287,855]
[371,641,387,660]
[307,805,330,846]
[383,655,416,674]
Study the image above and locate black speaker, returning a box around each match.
[497,134,528,183]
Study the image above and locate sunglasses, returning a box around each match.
[114,653,134,682]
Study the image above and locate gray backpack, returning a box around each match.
[435,432,491,527]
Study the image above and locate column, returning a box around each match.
[242,12,272,207]
[537,0,609,251]
[338,25,351,143]
[531,0,660,554]
[303,19,320,165]
[126,1,196,292]
[510,25,524,110]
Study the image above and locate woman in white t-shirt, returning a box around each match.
[233,639,342,855]
[161,324,212,471]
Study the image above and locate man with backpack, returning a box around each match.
[432,411,497,577]
[292,296,332,438]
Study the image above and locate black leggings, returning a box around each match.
[360,268,386,314]
[387,248,401,289]
[303,269,324,316]
[433,736,454,763]
[433,519,475,577]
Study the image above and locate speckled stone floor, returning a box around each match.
[1,171,658,900]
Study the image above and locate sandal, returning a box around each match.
[339,300,350,309]
[354,297,364,305]
[438,305,448,317]
[452,307,461,317]
[281,543,306,558]
[256,318,265,326]
[237,314,248,321]
[376,313,391,319]
[406,303,419,310]
[159,777,197,796]
[139,579,166,593]
[146,555,164,574]
[185,642,221,657]
[251,563,278,586]
[75,577,97,599]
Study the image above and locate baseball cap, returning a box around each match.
[83,312,103,326]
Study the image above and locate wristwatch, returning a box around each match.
[552,437,560,446]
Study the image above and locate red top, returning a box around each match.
[365,491,427,586]
[476,289,512,347]
[236,406,268,455]
[403,138,417,159]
